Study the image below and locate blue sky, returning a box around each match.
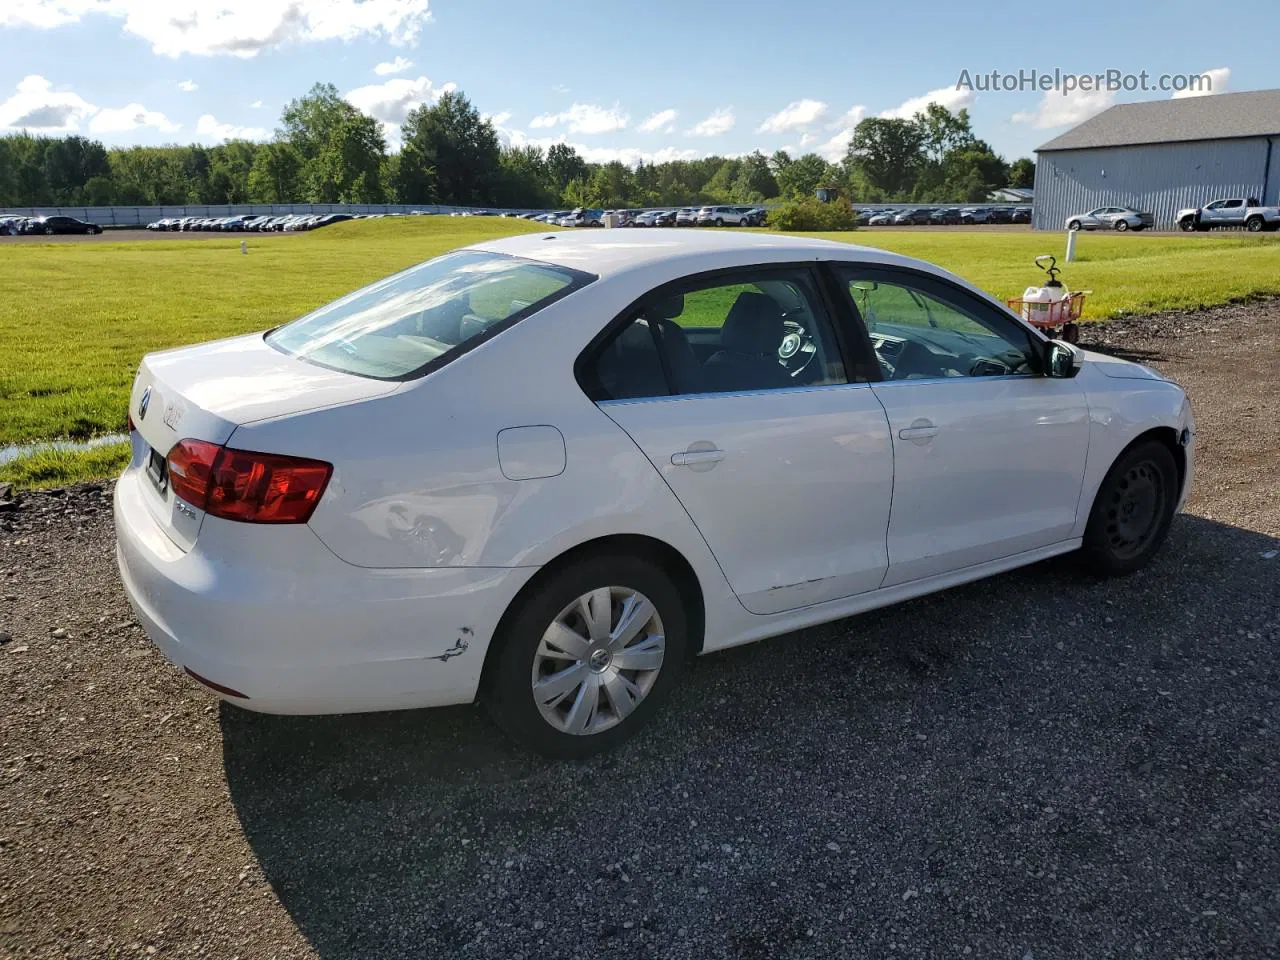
[0,0,1274,164]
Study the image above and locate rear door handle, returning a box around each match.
[898,419,940,444]
[671,448,725,466]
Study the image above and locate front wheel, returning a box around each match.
[1179,218,1195,232]
[1080,440,1178,577]
[485,555,688,758]
[1067,220,1081,232]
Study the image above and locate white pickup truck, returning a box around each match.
[1177,197,1280,232]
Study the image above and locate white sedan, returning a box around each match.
[115,231,1194,757]
[1065,207,1148,232]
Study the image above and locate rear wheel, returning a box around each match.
[1246,216,1264,232]
[485,555,688,758]
[1114,219,1129,232]
[1080,440,1178,576]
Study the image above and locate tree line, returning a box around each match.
[0,83,1034,211]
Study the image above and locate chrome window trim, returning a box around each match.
[597,380,876,407]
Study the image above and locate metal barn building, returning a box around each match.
[1032,89,1280,230]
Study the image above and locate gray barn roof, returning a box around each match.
[1036,89,1280,152]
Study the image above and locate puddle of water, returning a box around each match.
[0,433,130,466]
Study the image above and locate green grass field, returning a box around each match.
[2,218,1278,487]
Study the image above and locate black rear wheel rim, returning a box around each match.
[1104,460,1167,560]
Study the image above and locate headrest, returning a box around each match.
[721,292,784,356]
[642,294,685,321]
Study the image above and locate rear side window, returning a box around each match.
[579,268,853,401]
[267,251,593,380]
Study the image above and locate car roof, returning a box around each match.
[468,228,941,280]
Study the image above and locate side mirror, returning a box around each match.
[1045,339,1082,378]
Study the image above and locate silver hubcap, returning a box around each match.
[531,586,666,736]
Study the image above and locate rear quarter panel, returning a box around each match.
[225,274,744,631]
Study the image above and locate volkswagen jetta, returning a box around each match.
[115,230,1194,757]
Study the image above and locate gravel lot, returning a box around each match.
[2,300,1278,960]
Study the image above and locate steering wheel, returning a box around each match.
[777,317,818,376]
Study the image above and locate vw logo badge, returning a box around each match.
[138,385,152,420]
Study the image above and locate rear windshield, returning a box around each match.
[266,250,592,380]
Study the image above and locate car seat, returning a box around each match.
[702,292,792,393]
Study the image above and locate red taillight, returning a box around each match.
[166,439,221,509]
[165,440,331,524]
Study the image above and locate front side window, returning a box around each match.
[581,269,850,401]
[839,268,1039,381]
[267,251,591,379]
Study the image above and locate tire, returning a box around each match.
[1246,216,1264,232]
[714,218,724,227]
[44,226,54,235]
[1114,219,1128,232]
[1080,440,1178,577]
[1179,218,1195,232]
[484,554,689,759]
[1067,220,1081,232]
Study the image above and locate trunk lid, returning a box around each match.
[128,332,398,551]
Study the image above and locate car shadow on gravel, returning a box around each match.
[221,514,1280,960]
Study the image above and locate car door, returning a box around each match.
[1201,200,1224,225]
[580,265,893,615]
[835,265,1090,587]
[1220,199,1245,224]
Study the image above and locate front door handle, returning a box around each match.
[898,419,940,444]
[671,448,725,466]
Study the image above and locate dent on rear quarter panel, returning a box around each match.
[227,308,728,587]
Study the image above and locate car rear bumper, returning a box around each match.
[113,468,537,715]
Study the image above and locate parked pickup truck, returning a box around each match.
[1177,197,1280,232]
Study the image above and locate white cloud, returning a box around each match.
[483,110,511,126]
[639,108,677,134]
[827,105,867,130]
[686,107,734,137]
[249,99,264,108]
[528,102,629,134]
[814,105,866,161]
[374,55,413,76]
[90,103,179,133]
[879,85,974,120]
[0,0,434,58]
[1012,88,1115,129]
[757,98,827,134]
[195,113,268,141]
[177,79,197,92]
[1172,66,1229,99]
[496,125,702,167]
[344,74,451,126]
[0,74,96,133]
[552,84,569,94]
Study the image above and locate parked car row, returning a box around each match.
[502,205,768,228]
[0,214,102,235]
[145,213,390,232]
[857,205,1032,227]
